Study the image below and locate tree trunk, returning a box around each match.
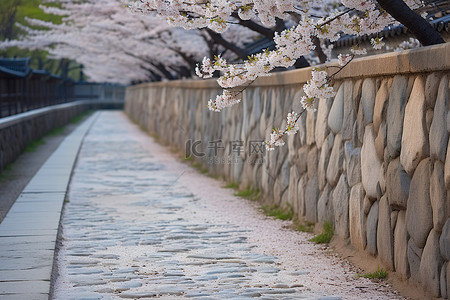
[376,0,445,46]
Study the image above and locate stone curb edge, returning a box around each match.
[0,112,100,300]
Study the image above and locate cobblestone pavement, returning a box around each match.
[52,111,403,300]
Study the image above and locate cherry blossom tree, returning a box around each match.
[128,0,445,149]
[1,0,242,84]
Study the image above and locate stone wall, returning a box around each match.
[125,43,450,298]
[0,101,90,171]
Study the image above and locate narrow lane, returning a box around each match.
[52,111,402,299]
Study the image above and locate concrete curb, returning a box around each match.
[0,112,99,300]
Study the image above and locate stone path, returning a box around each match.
[0,112,98,300]
[52,111,403,299]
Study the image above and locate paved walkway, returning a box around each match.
[50,111,402,299]
[0,112,98,300]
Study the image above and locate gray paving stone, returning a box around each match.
[0,266,52,281]
[0,280,50,294]
[0,294,49,300]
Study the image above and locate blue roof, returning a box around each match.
[0,57,31,77]
[334,14,450,48]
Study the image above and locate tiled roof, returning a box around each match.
[334,15,450,48]
[0,57,31,77]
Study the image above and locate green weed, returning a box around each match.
[70,110,93,124]
[191,163,208,174]
[296,221,315,233]
[0,164,13,181]
[357,266,388,280]
[309,221,334,244]
[234,187,261,201]
[261,204,293,220]
[49,127,64,136]
[24,139,45,153]
[223,182,239,189]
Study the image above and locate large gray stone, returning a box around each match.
[448,111,450,132]
[307,147,318,180]
[349,183,366,250]
[288,130,301,164]
[328,83,345,134]
[406,158,433,248]
[442,262,448,299]
[355,103,365,147]
[366,200,379,255]
[318,135,333,190]
[296,108,307,145]
[361,78,376,125]
[306,109,316,146]
[426,109,434,132]
[332,175,350,238]
[386,158,410,210]
[430,75,449,162]
[304,175,319,223]
[378,163,386,196]
[447,263,450,300]
[446,140,450,190]
[318,184,334,224]
[342,81,356,140]
[377,196,394,270]
[408,238,423,284]
[400,76,429,176]
[361,125,381,199]
[430,161,447,232]
[288,166,300,213]
[326,134,344,187]
[375,122,386,161]
[441,219,450,261]
[387,76,408,158]
[394,211,409,279]
[315,97,332,149]
[425,72,441,108]
[279,158,290,192]
[391,210,399,232]
[344,142,361,188]
[296,147,309,176]
[420,230,444,297]
[274,178,283,205]
[363,195,372,215]
[297,175,307,218]
[373,80,390,135]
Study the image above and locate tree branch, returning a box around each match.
[204,28,248,60]
[376,0,445,46]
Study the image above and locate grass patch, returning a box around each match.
[261,204,293,220]
[149,133,160,142]
[309,221,334,244]
[234,187,261,201]
[191,162,208,174]
[223,182,239,189]
[207,173,220,179]
[70,110,93,124]
[49,127,64,136]
[357,266,388,280]
[24,139,45,153]
[296,221,315,233]
[0,164,13,181]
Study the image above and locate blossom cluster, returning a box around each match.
[128,0,427,150]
